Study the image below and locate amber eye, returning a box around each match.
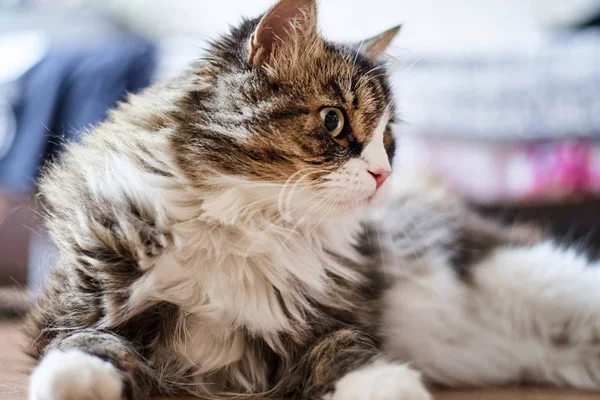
[319,107,345,138]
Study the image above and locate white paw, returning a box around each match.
[29,349,123,400]
[327,361,431,400]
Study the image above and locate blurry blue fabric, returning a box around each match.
[0,35,155,194]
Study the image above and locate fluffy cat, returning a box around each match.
[26,1,600,400]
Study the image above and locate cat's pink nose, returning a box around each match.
[368,168,391,189]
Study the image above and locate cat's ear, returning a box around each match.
[249,0,318,68]
[358,25,401,59]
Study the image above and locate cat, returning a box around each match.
[26,0,600,400]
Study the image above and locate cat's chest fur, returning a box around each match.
[128,200,366,369]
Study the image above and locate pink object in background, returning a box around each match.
[396,134,600,206]
[527,141,592,200]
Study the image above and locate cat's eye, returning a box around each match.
[319,107,345,138]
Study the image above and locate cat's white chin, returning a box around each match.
[368,183,392,206]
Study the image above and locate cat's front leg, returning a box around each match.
[300,329,431,400]
[29,329,154,400]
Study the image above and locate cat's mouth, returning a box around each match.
[339,192,378,209]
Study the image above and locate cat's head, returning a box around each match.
[173,0,399,223]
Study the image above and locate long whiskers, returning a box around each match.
[347,39,367,93]
[277,168,328,221]
[283,169,328,220]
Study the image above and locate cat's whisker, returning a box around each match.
[277,168,314,220]
[397,55,423,76]
[282,169,327,219]
[281,189,333,233]
[202,166,306,187]
[296,191,338,232]
[347,39,367,92]
[224,203,310,258]
[308,197,337,233]
[291,194,327,230]
[357,65,389,86]
[232,192,294,219]
[381,230,399,283]
[278,168,326,220]
[284,189,326,218]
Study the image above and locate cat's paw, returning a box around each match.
[327,361,431,400]
[29,349,123,400]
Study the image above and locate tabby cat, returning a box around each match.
[27,1,600,399]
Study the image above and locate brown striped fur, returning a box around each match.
[25,1,545,400]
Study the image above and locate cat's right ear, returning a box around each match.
[248,0,318,68]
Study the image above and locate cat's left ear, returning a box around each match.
[357,25,402,59]
[249,0,318,68]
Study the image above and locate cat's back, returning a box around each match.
[39,75,196,232]
[26,76,195,356]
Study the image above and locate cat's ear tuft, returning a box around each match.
[359,25,401,59]
[249,0,318,68]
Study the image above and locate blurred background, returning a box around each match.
[1,0,600,312]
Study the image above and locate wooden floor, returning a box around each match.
[1,319,598,400]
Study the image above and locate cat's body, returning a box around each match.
[26,1,600,400]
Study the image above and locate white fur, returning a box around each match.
[362,109,391,175]
[120,108,395,374]
[119,163,368,376]
[114,105,395,376]
[57,95,381,384]
[29,349,123,400]
[130,211,365,371]
[96,100,403,386]
[382,240,600,390]
[326,360,431,400]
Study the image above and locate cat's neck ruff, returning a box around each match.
[128,178,366,338]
